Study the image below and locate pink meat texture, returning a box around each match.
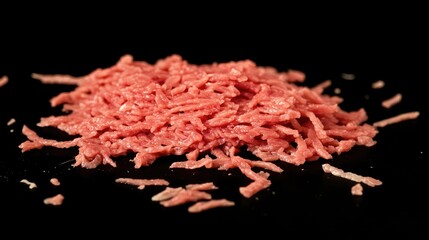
[19,54,380,198]
[43,193,65,206]
[381,93,402,109]
[0,75,8,87]
[149,182,233,212]
[351,183,363,196]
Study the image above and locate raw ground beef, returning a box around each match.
[19,54,380,198]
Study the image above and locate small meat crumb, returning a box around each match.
[341,73,355,80]
[43,194,64,206]
[372,80,385,89]
[351,183,363,196]
[20,179,37,189]
[50,178,61,186]
[7,118,16,126]
[0,75,8,87]
[334,88,341,94]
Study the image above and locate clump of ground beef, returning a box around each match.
[19,54,378,198]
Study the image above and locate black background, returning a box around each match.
[1,4,428,238]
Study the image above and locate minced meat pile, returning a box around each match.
[19,54,378,198]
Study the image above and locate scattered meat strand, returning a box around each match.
[0,75,8,87]
[159,188,212,207]
[115,178,169,190]
[322,163,382,187]
[148,181,234,212]
[185,182,218,191]
[188,199,235,213]
[381,93,402,109]
[373,111,420,128]
[31,73,83,85]
[43,194,64,206]
[19,54,379,198]
[149,182,218,206]
[152,187,184,201]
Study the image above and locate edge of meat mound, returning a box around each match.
[19,54,378,198]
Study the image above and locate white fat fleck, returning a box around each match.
[7,118,16,126]
[341,73,355,80]
[119,103,126,111]
[20,179,37,189]
[334,88,341,94]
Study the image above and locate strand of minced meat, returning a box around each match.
[373,111,420,128]
[381,93,402,109]
[158,188,213,207]
[31,73,83,85]
[149,182,234,212]
[188,199,235,213]
[19,54,379,198]
[322,163,382,187]
[115,178,169,190]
